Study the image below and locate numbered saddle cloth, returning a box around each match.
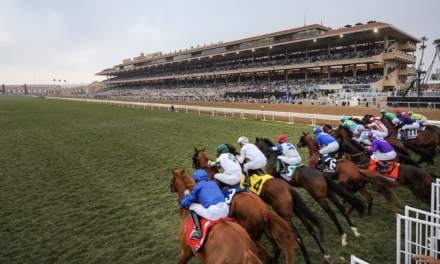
[368,159,399,181]
[221,187,244,207]
[323,157,337,173]
[277,162,304,182]
[397,129,418,140]
[239,173,273,196]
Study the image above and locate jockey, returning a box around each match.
[366,132,396,174]
[313,127,339,169]
[395,109,411,118]
[236,136,267,187]
[269,135,302,172]
[365,117,388,138]
[380,109,399,125]
[180,170,229,239]
[208,144,242,186]
[355,130,372,146]
[408,111,428,125]
[397,113,420,141]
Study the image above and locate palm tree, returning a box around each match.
[418,37,428,69]
[423,39,440,84]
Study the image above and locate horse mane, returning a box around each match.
[262,138,275,147]
[342,126,354,138]
[351,118,364,125]
[345,138,365,152]
[225,144,239,155]
[175,170,196,190]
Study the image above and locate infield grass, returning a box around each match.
[0,96,436,264]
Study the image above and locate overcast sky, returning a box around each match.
[1,0,439,85]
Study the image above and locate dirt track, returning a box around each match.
[61,97,440,126]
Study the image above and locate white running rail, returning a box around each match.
[45,97,440,126]
[351,255,370,264]
[397,206,440,263]
[431,179,440,216]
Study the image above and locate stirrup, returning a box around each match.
[190,227,202,240]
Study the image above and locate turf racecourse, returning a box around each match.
[0,96,435,264]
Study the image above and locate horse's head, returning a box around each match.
[255,137,275,152]
[333,125,353,139]
[297,132,309,149]
[321,124,334,134]
[362,114,374,124]
[192,147,208,170]
[169,168,195,198]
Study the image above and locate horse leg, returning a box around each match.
[264,232,281,264]
[327,192,361,238]
[294,211,331,263]
[277,214,312,264]
[254,240,275,264]
[315,198,348,246]
[178,248,193,264]
[358,187,373,215]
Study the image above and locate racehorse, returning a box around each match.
[255,137,365,246]
[193,147,332,263]
[169,169,262,264]
[296,133,400,215]
[336,137,437,205]
[363,114,438,164]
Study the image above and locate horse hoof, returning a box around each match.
[351,227,361,237]
[365,211,371,216]
[341,234,347,246]
[324,254,332,264]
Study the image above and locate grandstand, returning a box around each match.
[94,21,420,100]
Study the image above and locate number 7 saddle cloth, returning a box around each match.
[368,159,399,181]
[239,173,273,196]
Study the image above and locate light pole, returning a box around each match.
[34,74,35,85]
[53,79,56,95]
[64,80,66,89]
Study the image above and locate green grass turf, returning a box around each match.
[0,96,437,264]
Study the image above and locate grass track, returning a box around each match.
[0,96,436,264]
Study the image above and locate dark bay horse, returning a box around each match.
[336,137,437,205]
[363,114,438,164]
[169,169,262,264]
[193,148,332,263]
[255,137,365,246]
[296,133,400,215]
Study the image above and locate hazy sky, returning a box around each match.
[1,0,439,85]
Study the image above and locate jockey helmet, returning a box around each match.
[237,136,249,144]
[370,117,376,121]
[192,170,208,182]
[216,144,229,153]
[340,114,347,121]
[276,135,288,143]
[395,108,402,113]
[396,113,403,118]
[312,127,322,133]
[367,132,374,138]
[408,111,414,115]
[379,109,387,114]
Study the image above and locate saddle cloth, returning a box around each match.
[222,187,244,207]
[239,173,273,196]
[186,216,237,253]
[397,129,418,140]
[368,159,399,181]
[277,162,305,182]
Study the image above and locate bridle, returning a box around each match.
[192,150,208,170]
[168,174,190,209]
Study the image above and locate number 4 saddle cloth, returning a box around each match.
[368,159,399,181]
[239,173,273,196]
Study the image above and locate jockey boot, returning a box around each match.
[376,161,389,174]
[243,170,251,187]
[190,210,203,240]
[401,130,405,143]
[279,160,288,174]
[318,153,325,170]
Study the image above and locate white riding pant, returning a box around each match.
[402,122,420,130]
[190,202,230,221]
[416,117,427,124]
[277,155,301,165]
[243,155,267,170]
[319,141,339,155]
[392,118,399,124]
[371,150,396,162]
[372,130,388,138]
[214,171,242,185]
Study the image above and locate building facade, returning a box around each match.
[96,21,420,92]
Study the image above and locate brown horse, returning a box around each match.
[335,137,437,205]
[169,169,262,264]
[193,148,331,263]
[296,133,400,215]
[255,138,365,246]
[363,114,438,164]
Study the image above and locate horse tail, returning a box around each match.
[429,172,440,179]
[397,155,420,167]
[324,176,365,217]
[403,142,434,163]
[243,250,263,264]
[391,144,410,156]
[262,210,296,264]
[289,188,324,239]
[358,169,401,212]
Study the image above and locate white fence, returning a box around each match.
[46,97,440,126]
[351,255,370,264]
